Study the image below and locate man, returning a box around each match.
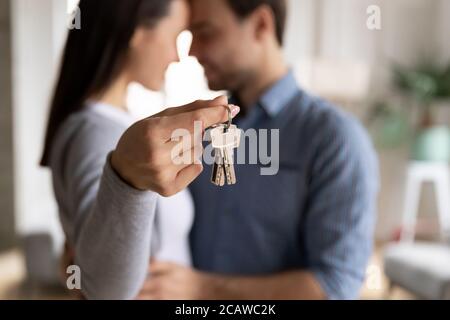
[141,0,379,300]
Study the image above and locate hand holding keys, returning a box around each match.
[210,105,241,187]
[112,96,240,196]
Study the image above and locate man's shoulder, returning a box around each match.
[292,92,369,145]
[286,91,375,165]
[290,92,379,187]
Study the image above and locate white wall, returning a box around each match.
[286,0,448,95]
[284,0,317,60]
[11,0,66,252]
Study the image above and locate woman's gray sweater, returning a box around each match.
[50,106,157,300]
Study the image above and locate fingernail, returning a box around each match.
[231,105,240,118]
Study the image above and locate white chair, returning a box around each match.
[384,161,450,299]
[400,162,450,242]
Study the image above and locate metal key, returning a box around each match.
[210,124,241,186]
[222,143,236,185]
[211,127,231,186]
[211,149,225,186]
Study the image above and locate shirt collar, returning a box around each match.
[258,70,299,118]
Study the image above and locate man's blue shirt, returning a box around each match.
[189,71,379,299]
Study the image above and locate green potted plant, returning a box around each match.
[368,100,410,149]
[393,62,450,162]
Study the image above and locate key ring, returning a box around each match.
[225,104,233,131]
[208,104,234,131]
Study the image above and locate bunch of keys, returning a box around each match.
[210,105,241,186]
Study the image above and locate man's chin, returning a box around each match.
[205,77,228,91]
[207,81,225,92]
[202,71,223,90]
[205,71,239,92]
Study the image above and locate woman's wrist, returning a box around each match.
[110,151,147,191]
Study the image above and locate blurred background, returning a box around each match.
[0,0,449,299]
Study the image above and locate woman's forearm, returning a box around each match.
[74,158,157,300]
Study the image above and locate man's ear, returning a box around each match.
[251,4,277,43]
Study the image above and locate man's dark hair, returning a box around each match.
[226,0,287,45]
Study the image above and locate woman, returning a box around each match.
[40,0,238,299]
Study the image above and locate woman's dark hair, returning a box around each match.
[40,0,174,167]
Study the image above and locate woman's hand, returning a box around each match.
[111,96,240,196]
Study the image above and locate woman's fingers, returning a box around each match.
[171,146,203,169]
[158,103,240,140]
[166,127,203,153]
[174,164,204,195]
[112,97,239,195]
[153,95,229,118]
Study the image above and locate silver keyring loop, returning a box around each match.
[207,105,233,131]
[225,105,233,130]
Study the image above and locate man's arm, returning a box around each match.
[137,263,325,300]
[301,111,379,299]
[200,271,326,300]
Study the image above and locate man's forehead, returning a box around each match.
[190,0,217,14]
[189,0,234,28]
[189,14,213,31]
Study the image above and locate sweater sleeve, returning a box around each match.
[74,156,157,300]
[53,115,156,300]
